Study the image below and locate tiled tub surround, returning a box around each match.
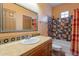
[0,31,40,45]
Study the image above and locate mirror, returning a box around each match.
[0,3,38,32]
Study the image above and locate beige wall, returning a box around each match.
[37,3,52,36]
[52,3,79,19]
[38,3,52,17]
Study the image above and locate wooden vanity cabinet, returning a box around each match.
[21,40,52,56]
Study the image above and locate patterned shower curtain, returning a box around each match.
[71,8,79,56]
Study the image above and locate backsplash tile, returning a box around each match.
[0,41,1,45]
[3,39,9,43]
[16,37,21,40]
[0,32,40,45]
[32,33,40,37]
[11,37,16,42]
[21,36,25,39]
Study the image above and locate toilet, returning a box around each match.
[52,44,62,51]
[52,44,65,56]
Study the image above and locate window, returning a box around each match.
[60,11,69,18]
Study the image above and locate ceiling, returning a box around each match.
[47,3,62,7]
[17,3,39,13]
[17,3,62,13]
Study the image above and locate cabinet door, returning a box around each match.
[43,40,52,56]
[21,40,52,56]
[31,49,44,56]
[30,40,52,56]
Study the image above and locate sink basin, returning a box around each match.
[21,37,40,44]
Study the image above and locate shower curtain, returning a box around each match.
[71,8,79,56]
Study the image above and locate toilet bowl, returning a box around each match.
[52,44,62,51]
[52,44,65,56]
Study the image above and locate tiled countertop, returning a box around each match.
[0,36,52,56]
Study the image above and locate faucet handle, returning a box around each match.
[28,36,31,39]
[25,35,28,39]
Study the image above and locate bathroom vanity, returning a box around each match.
[0,4,52,56]
[0,36,52,56]
[21,38,52,56]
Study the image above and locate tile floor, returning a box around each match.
[52,39,72,56]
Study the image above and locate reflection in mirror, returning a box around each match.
[0,3,3,32]
[0,3,38,32]
[23,15,32,31]
[3,8,16,32]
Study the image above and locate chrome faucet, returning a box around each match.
[28,36,31,39]
[25,35,31,40]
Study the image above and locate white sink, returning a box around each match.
[21,37,40,44]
